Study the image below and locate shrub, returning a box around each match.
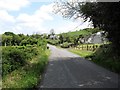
[47,39,60,45]
[88,44,120,73]
[61,42,70,48]
[2,46,41,76]
[2,47,27,76]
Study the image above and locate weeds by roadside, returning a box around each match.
[69,44,120,74]
[2,46,50,88]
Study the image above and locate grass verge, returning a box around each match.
[69,44,120,74]
[69,49,94,58]
[2,48,50,88]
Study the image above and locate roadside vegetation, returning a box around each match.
[69,44,120,74]
[1,32,50,88]
[46,28,101,47]
[1,1,120,88]
[69,49,93,58]
[50,2,120,74]
[46,27,120,74]
[88,44,120,74]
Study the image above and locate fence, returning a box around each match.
[75,44,101,51]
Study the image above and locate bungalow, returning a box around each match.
[79,31,108,44]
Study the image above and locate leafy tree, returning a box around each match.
[12,35,22,46]
[50,29,55,35]
[59,34,64,44]
[4,32,15,36]
[31,34,42,39]
[54,1,120,53]
[66,36,71,43]
[20,39,28,46]
[2,35,12,46]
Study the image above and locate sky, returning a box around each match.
[0,0,93,35]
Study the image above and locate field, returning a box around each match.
[60,28,100,37]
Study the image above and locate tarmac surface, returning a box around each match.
[38,44,119,88]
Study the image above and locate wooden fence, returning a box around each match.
[75,44,100,51]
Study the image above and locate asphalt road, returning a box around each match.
[38,44,119,88]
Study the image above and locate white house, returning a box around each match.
[79,31,108,44]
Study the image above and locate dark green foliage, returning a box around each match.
[60,42,70,48]
[55,1,120,54]
[2,45,46,76]
[2,32,48,88]
[47,28,101,48]
[58,28,100,46]
[4,32,15,36]
[2,32,47,76]
[2,32,42,46]
[2,46,49,88]
[2,46,27,76]
[59,34,64,44]
[86,44,120,73]
[47,39,60,45]
[80,2,120,53]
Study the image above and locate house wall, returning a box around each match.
[81,31,108,44]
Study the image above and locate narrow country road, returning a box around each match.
[38,44,118,88]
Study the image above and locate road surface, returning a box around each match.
[38,44,119,88]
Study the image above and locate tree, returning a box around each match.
[4,32,15,36]
[50,29,55,35]
[12,35,21,46]
[20,39,28,46]
[2,35,12,46]
[54,1,120,53]
[66,36,71,43]
[59,34,64,44]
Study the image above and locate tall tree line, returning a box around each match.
[2,32,43,46]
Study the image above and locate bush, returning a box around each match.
[61,42,70,48]
[2,47,26,76]
[2,46,41,76]
[47,39,60,45]
[87,44,120,73]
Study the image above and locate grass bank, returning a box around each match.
[69,44,120,74]
[2,46,50,88]
[69,49,93,57]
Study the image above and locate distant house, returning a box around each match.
[79,35,90,43]
[49,34,59,40]
[79,31,108,44]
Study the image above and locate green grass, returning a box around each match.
[69,49,94,58]
[60,28,101,37]
[69,44,120,74]
[90,44,120,73]
[2,48,50,88]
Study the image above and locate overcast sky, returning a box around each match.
[0,0,93,35]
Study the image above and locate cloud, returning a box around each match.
[14,3,54,34]
[0,1,93,35]
[0,10,15,34]
[29,0,55,2]
[35,4,54,20]
[0,1,55,34]
[0,0,30,11]
[54,19,93,34]
[0,10,15,22]
[16,13,43,23]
